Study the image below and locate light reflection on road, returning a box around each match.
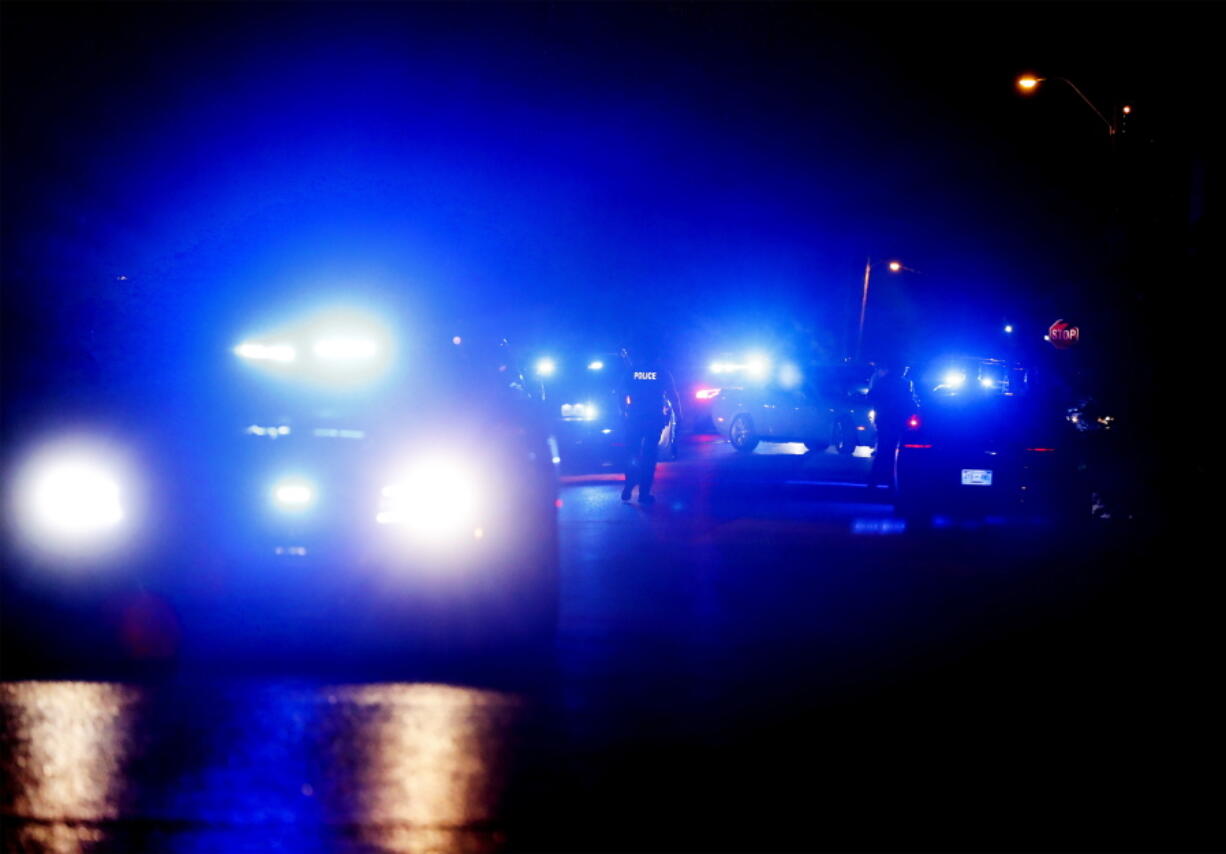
[316,683,524,853]
[1,681,527,853]
[0,682,141,853]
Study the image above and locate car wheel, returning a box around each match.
[833,419,856,455]
[729,415,759,452]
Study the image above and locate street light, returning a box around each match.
[1016,73,1116,136]
[854,258,918,363]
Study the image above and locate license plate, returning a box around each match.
[961,468,993,486]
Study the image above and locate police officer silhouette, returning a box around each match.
[867,360,917,492]
[618,344,681,506]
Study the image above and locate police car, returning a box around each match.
[894,358,1085,522]
[710,363,877,454]
[2,307,560,681]
[535,353,679,472]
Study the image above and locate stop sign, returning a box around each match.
[1048,319,1080,349]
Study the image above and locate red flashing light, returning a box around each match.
[906,414,921,430]
[695,388,721,400]
[1025,447,1055,453]
[902,443,932,449]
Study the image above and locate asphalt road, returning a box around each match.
[1,437,1218,852]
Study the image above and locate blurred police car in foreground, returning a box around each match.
[710,361,876,454]
[2,305,559,683]
[533,353,678,472]
[895,357,1086,524]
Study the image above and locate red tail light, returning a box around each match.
[902,443,932,449]
[1025,447,1055,453]
[906,414,921,430]
[695,388,721,400]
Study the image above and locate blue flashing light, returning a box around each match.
[588,360,604,371]
[778,362,802,389]
[535,358,556,377]
[942,370,967,389]
[745,353,770,380]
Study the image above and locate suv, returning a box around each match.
[711,364,876,454]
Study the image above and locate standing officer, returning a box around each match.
[618,344,681,506]
[867,361,916,491]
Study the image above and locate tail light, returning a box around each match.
[695,388,721,401]
[906,414,921,430]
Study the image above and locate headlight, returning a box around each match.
[270,477,316,512]
[376,456,484,543]
[560,402,598,421]
[235,342,297,362]
[941,370,967,389]
[534,358,556,377]
[9,440,134,558]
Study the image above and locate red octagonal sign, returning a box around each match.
[1048,319,1080,349]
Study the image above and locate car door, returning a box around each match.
[789,387,829,442]
[756,384,788,438]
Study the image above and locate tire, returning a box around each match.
[832,419,856,455]
[729,415,759,452]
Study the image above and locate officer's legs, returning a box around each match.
[871,425,901,488]
[638,428,660,497]
[623,423,640,498]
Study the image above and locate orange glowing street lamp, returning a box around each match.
[1015,73,1116,136]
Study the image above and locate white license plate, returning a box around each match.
[961,469,993,486]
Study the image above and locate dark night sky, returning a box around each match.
[1,2,1215,401]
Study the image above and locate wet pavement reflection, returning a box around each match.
[1,681,528,853]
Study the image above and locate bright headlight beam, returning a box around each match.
[535,358,557,377]
[235,342,296,362]
[271,478,315,511]
[377,457,482,543]
[30,462,124,534]
[313,337,377,361]
[10,441,135,559]
[942,370,967,389]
